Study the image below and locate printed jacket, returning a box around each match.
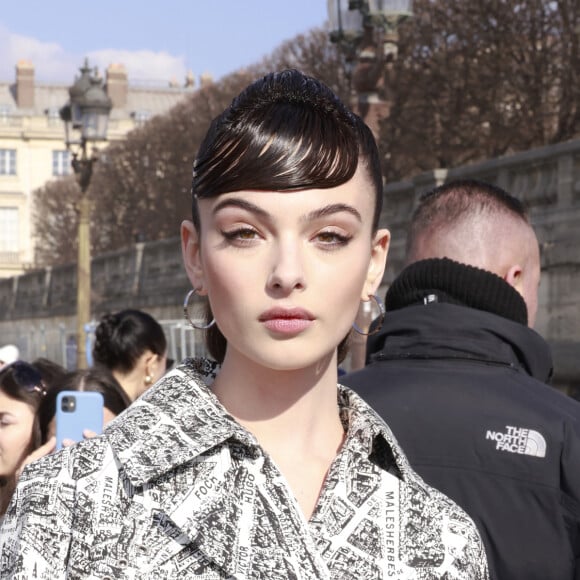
[0,358,488,579]
[343,302,580,580]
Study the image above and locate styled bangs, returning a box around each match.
[193,102,360,200]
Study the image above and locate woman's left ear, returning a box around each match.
[362,228,391,298]
[144,353,159,385]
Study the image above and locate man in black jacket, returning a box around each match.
[343,179,580,580]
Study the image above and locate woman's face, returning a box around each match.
[0,390,35,478]
[182,165,390,372]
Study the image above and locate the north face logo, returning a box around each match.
[485,425,546,458]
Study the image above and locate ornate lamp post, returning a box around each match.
[60,60,112,368]
[328,0,413,137]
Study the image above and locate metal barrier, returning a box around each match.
[1,319,208,369]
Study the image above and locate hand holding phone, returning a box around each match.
[56,391,104,450]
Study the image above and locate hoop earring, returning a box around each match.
[352,294,385,336]
[183,288,216,330]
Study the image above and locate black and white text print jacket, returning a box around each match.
[0,359,489,579]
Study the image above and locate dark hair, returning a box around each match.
[0,361,46,514]
[407,179,528,257]
[92,309,167,374]
[0,361,46,413]
[191,69,383,363]
[38,367,131,444]
[30,357,67,391]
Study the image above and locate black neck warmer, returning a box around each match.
[385,258,528,326]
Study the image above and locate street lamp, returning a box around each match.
[328,0,413,136]
[60,59,112,369]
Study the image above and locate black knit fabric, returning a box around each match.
[385,258,528,326]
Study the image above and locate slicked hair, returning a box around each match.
[190,69,383,363]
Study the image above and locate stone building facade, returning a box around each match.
[0,60,195,277]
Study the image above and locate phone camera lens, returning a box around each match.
[61,396,76,412]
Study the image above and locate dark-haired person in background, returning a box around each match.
[30,357,67,391]
[343,179,580,579]
[0,361,47,517]
[37,367,131,444]
[2,367,130,517]
[92,308,169,400]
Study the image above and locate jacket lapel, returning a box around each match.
[106,362,331,577]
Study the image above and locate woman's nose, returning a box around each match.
[266,239,306,292]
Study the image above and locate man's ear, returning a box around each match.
[181,220,206,292]
[505,264,524,294]
[362,228,391,299]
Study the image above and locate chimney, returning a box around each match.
[15,60,34,108]
[105,63,128,108]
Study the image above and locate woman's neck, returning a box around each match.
[211,351,342,448]
[211,351,346,521]
[112,369,144,401]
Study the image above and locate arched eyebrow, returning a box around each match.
[212,198,269,219]
[212,198,362,224]
[305,203,362,223]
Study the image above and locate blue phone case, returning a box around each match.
[55,391,104,450]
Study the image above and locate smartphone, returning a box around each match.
[55,391,104,450]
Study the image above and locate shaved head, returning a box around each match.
[406,180,541,326]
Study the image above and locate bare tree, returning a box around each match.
[33,177,81,266]
[380,0,580,181]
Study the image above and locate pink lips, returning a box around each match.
[259,307,315,335]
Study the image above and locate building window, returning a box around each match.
[0,149,16,175]
[132,109,151,127]
[45,107,61,127]
[0,105,12,125]
[0,207,19,252]
[52,150,71,176]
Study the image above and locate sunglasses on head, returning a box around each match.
[5,361,47,396]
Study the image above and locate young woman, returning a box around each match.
[0,70,488,578]
[0,361,47,517]
[92,308,170,400]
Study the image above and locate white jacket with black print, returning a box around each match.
[0,359,489,579]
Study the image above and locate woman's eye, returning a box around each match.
[221,227,259,242]
[315,231,351,246]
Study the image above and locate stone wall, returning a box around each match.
[2,137,580,388]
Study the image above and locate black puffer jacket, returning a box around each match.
[343,259,580,580]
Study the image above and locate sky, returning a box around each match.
[0,0,330,86]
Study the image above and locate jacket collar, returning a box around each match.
[106,359,258,487]
[367,302,553,383]
[104,359,420,577]
[106,358,414,488]
[386,258,529,325]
